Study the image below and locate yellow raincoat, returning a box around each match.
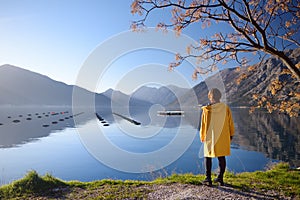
[200,103,234,157]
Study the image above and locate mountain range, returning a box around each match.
[130,85,189,106]
[0,48,299,108]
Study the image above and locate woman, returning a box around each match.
[200,88,235,186]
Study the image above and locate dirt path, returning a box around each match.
[145,183,290,200]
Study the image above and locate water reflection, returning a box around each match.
[97,107,299,168]
[232,108,300,167]
[0,107,91,148]
[0,106,299,170]
[0,107,300,181]
[182,108,299,167]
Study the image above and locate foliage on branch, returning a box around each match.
[131,0,300,116]
[248,59,300,117]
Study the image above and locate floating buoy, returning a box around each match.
[12,119,20,123]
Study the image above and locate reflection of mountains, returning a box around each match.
[0,107,93,148]
[232,109,300,167]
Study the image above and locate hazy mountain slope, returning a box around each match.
[0,64,72,105]
[0,64,110,106]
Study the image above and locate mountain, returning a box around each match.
[0,64,72,105]
[227,48,300,106]
[102,88,130,106]
[130,85,189,106]
[0,64,110,106]
[169,48,300,108]
[2,47,299,108]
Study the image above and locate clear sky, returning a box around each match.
[0,0,232,93]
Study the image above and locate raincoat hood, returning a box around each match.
[201,103,227,113]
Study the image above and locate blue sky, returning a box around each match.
[0,0,232,93]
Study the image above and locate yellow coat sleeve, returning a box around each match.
[199,111,207,142]
[227,107,235,137]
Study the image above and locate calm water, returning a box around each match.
[0,106,299,185]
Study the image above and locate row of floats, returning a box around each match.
[0,111,84,127]
[0,111,137,128]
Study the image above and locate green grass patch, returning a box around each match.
[0,170,67,199]
[224,163,300,197]
[0,163,299,199]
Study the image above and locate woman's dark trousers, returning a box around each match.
[205,156,226,182]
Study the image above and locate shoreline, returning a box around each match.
[0,163,299,199]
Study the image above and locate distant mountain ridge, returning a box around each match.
[1,48,299,108]
[0,64,191,108]
[130,85,189,106]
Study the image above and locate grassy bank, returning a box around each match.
[0,163,299,199]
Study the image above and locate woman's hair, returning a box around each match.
[209,88,222,101]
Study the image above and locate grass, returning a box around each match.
[152,163,300,197]
[0,172,151,199]
[224,163,300,197]
[0,170,67,199]
[0,163,299,199]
